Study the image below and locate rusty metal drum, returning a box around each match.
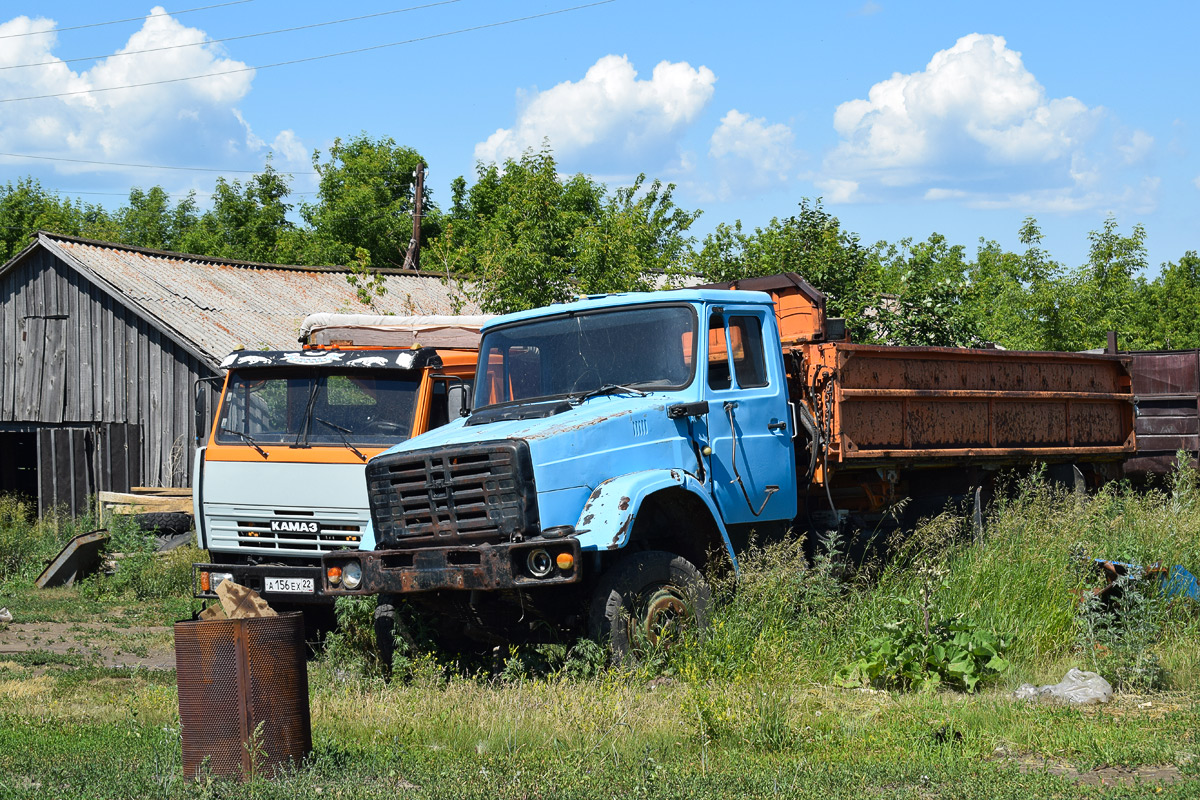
[174,612,311,780]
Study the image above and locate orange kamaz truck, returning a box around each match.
[192,314,486,611]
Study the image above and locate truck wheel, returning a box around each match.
[588,550,711,665]
[133,511,192,536]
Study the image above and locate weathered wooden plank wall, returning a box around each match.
[1,247,219,492]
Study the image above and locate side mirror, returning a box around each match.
[448,384,471,418]
[433,374,472,418]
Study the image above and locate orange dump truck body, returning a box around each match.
[708,273,1136,488]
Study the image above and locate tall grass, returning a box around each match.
[677,463,1200,691]
[0,494,102,583]
[0,493,198,600]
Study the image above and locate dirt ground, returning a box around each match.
[0,621,176,670]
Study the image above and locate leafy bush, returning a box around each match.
[323,595,386,674]
[497,638,609,683]
[84,515,197,601]
[840,613,1009,692]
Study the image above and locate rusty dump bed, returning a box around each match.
[711,273,1136,479]
[798,342,1134,469]
[1123,349,1200,476]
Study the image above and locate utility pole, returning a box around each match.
[403,161,425,271]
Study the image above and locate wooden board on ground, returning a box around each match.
[99,489,194,520]
[99,490,192,505]
[106,500,194,514]
[36,529,110,588]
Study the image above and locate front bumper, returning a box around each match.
[321,538,582,595]
[193,562,330,605]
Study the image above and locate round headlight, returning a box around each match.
[526,548,553,578]
[342,561,363,590]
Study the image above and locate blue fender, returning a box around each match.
[574,469,738,570]
[360,520,377,551]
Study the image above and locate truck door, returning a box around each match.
[704,305,798,526]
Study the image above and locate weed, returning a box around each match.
[746,689,794,752]
[0,495,101,583]
[840,613,1010,692]
[1077,576,1168,692]
[323,595,385,675]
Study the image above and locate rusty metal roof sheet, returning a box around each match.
[37,232,481,367]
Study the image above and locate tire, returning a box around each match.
[134,511,192,537]
[588,550,711,666]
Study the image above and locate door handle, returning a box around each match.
[767,421,788,432]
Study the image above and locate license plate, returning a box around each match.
[265,577,315,594]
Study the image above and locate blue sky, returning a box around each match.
[2,0,1196,272]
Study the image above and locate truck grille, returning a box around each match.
[367,440,539,548]
[236,520,363,552]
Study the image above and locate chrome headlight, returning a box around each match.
[525,548,553,578]
[342,561,363,590]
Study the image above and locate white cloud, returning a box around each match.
[1194,174,1200,190]
[1116,129,1154,164]
[475,55,716,170]
[271,131,307,165]
[822,33,1156,213]
[709,109,797,186]
[233,109,266,150]
[233,110,307,169]
[828,34,1096,175]
[816,178,860,203]
[964,176,1160,214]
[924,187,967,200]
[0,8,295,179]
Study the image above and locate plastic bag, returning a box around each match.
[1013,668,1113,705]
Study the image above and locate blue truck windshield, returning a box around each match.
[216,369,421,448]
[475,305,697,409]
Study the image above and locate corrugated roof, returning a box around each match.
[36,232,480,367]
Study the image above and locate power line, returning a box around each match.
[28,188,318,197]
[0,0,255,40]
[1,0,464,72]
[0,0,617,104]
[0,151,316,174]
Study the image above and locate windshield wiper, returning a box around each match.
[296,379,321,447]
[314,417,367,462]
[570,383,650,405]
[221,427,268,459]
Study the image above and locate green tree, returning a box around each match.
[690,199,883,339]
[181,162,295,262]
[1143,251,1200,349]
[300,133,431,269]
[965,218,1071,351]
[433,146,699,313]
[116,186,199,251]
[573,174,701,295]
[0,177,115,260]
[1055,217,1148,351]
[873,233,982,347]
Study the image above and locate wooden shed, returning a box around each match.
[0,231,478,515]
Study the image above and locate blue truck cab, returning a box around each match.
[322,287,799,653]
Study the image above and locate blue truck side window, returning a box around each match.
[729,315,768,388]
[707,312,731,390]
